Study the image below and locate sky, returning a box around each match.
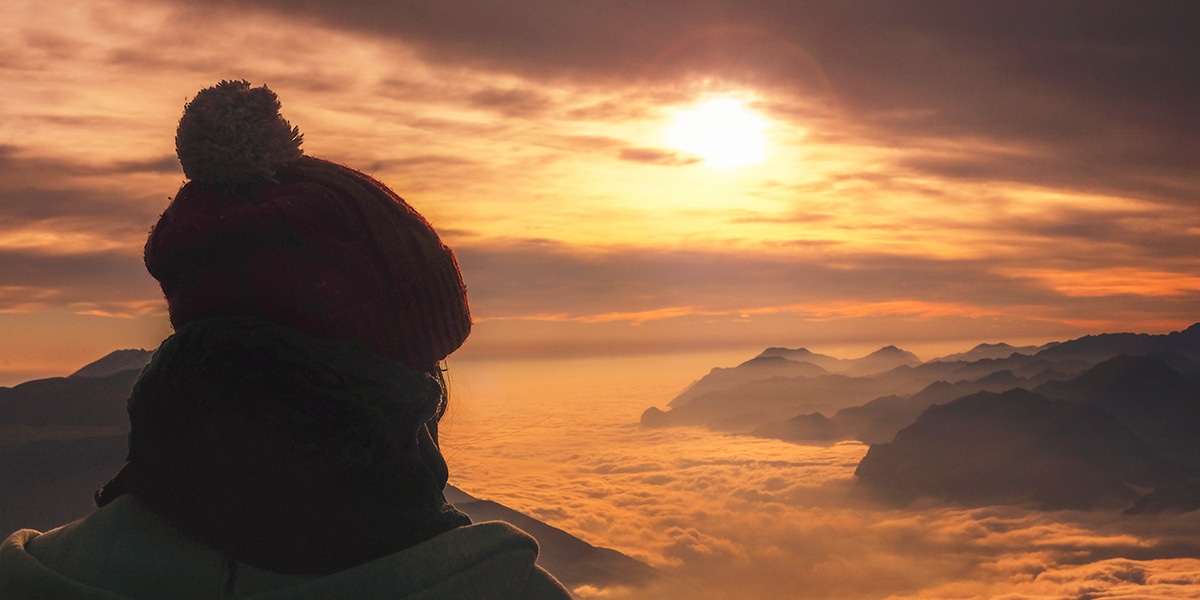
[5,3,1200,598]
[2,0,1199,384]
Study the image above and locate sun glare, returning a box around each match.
[666,97,769,167]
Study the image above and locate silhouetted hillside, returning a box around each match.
[838,370,1040,443]
[847,346,923,376]
[855,389,1188,511]
[445,486,661,591]
[0,364,145,536]
[0,434,128,536]
[644,371,932,431]
[0,369,139,429]
[756,347,843,371]
[750,411,843,441]
[756,345,921,376]
[647,323,1199,439]
[932,342,1053,363]
[1036,355,1200,470]
[650,323,1200,513]
[649,355,1082,435]
[670,356,829,408]
[750,368,1059,444]
[1033,323,1200,364]
[853,355,1200,512]
[938,354,1090,383]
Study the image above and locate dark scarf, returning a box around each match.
[96,316,470,575]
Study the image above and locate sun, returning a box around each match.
[665,97,769,167]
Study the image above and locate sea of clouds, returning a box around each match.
[443,354,1200,600]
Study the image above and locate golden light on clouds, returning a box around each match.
[0,0,1197,377]
[665,97,769,167]
[1004,267,1200,298]
[445,355,1200,600]
[0,228,133,255]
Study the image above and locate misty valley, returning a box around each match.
[644,323,1200,515]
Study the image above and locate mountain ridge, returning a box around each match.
[644,323,1199,435]
[756,344,922,376]
[932,342,1054,363]
[854,388,1189,511]
[646,322,1200,513]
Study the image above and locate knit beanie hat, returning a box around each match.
[144,80,470,370]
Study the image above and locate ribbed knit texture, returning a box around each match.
[145,156,470,370]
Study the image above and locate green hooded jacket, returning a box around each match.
[1,495,572,600]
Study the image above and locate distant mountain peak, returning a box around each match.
[933,341,1051,363]
[758,346,817,358]
[974,369,1022,386]
[738,355,793,367]
[71,349,154,379]
[856,346,922,369]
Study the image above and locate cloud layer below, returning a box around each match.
[444,354,1200,600]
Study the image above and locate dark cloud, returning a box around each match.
[0,190,157,243]
[0,249,159,310]
[402,116,514,138]
[175,0,1199,207]
[362,154,478,170]
[545,135,626,152]
[998,206,1200,266]
[617,147,700,166]
[897,138,1200,209]
[0,146,169,229]
[758,165,1200,270]
[112,155,182,175]
[454,238,1195,320]
[20,28,87,60]
[0,147,168,312]
[0,144,179,180]
[467,87,552,118]
[442,236,1200,361]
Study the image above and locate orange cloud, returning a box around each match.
[1003,268,1200,298]
[68,299,167,319]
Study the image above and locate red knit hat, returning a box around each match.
[145,80,471,370]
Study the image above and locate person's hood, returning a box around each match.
[0,495,571,599]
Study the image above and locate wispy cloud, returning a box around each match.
[1,0,1197,373]
[617,147,701,166]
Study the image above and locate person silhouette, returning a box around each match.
[0,80,572,599]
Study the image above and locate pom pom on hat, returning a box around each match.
[146,81,471,370]
[175,80,304,190]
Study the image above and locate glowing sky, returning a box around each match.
[2,0,1199,382]
[5,4,1200,598]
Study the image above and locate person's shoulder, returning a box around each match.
[521,563,575,600]
[5,496,231,600]
[1,527,45,570]
[265,521,574,600]
[404,521,575,599]
[1,526,125,599]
